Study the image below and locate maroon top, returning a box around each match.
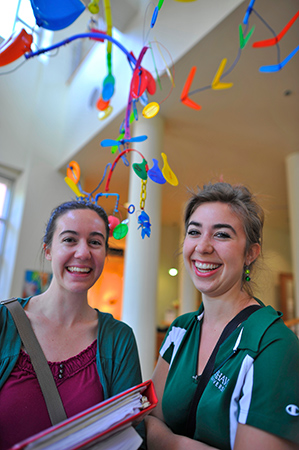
[0,340,104,450]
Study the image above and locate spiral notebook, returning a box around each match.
[10,379,157,450]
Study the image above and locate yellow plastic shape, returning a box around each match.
[103,0,113,54]
[142,102,160,119]
[64,177,85,197]
[211,58,233,90]
[88,0,100,14]
[161,153,178,186]
[98,105,113,120]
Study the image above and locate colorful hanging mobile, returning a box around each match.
[180,0,298,110]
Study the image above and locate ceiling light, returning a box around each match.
[169,268,178,277]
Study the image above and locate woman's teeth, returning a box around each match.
[67,267,91,273]
[194,262,220,271]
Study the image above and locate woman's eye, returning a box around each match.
[63,237,76,243]
[187,229,200,236]
[90,240,102,246]
[215,231,231,239]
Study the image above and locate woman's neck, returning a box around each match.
[27,284,95,327]
[201,289,257,328]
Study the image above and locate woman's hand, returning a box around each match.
[146,357,218,450]
[146,415,218,450]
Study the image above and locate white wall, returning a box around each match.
[0,155,71,298]
[9,157,71,297]
[255,225,293,310]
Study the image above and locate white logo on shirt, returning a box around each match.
[286,404,299,416]
[212,370,230,392]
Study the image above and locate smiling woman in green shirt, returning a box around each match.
[146,182,299,450]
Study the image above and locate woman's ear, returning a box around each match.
[246,243,261,266]
[44,243,52,261]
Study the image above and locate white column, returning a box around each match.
[122,114,164,381]
[179,264,199,315]
[178,226,198,315]
[286,152,299,316]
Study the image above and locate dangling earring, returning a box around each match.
[244,265,251,282]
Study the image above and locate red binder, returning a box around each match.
[10,379,157,450]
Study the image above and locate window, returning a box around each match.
[0,173,14,269]
[0,0,36,41]
[0,0,52,62]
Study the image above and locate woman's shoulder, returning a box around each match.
[0,297,31,316]
[242,302,299,353]
[168,306,203,330]
[95,310,135,339]
[255,303,296,334]
[95,311,140,364]
[262,305,299,344]
[161,308,203,348]
[171,304,203,326]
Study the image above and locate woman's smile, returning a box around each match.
[66,266,92,274]
[193,260,222,277]
[183,202,249,299]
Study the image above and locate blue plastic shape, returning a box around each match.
[151,6,159,28]
[259,45,299,72]
[102,82,114,101]
[30,0,85,30]
[148,159,166,184]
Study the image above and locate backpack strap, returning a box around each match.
[1,298,67,425]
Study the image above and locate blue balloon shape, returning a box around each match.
[102,82,115,101]
[148,159,166,184]
[30,0,85,30]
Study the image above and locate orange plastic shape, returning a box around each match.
[253,10,299,48]
[181,96,201,110]
[180,66,201,110]
[0,29,33,67]
[96,97,110,111]
[67,161,80,184]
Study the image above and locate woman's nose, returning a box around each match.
[195,236,214,254]
[75,242,91,259]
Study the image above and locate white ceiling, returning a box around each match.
[70,0,299,232]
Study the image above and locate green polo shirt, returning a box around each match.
[160,301,299,449]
